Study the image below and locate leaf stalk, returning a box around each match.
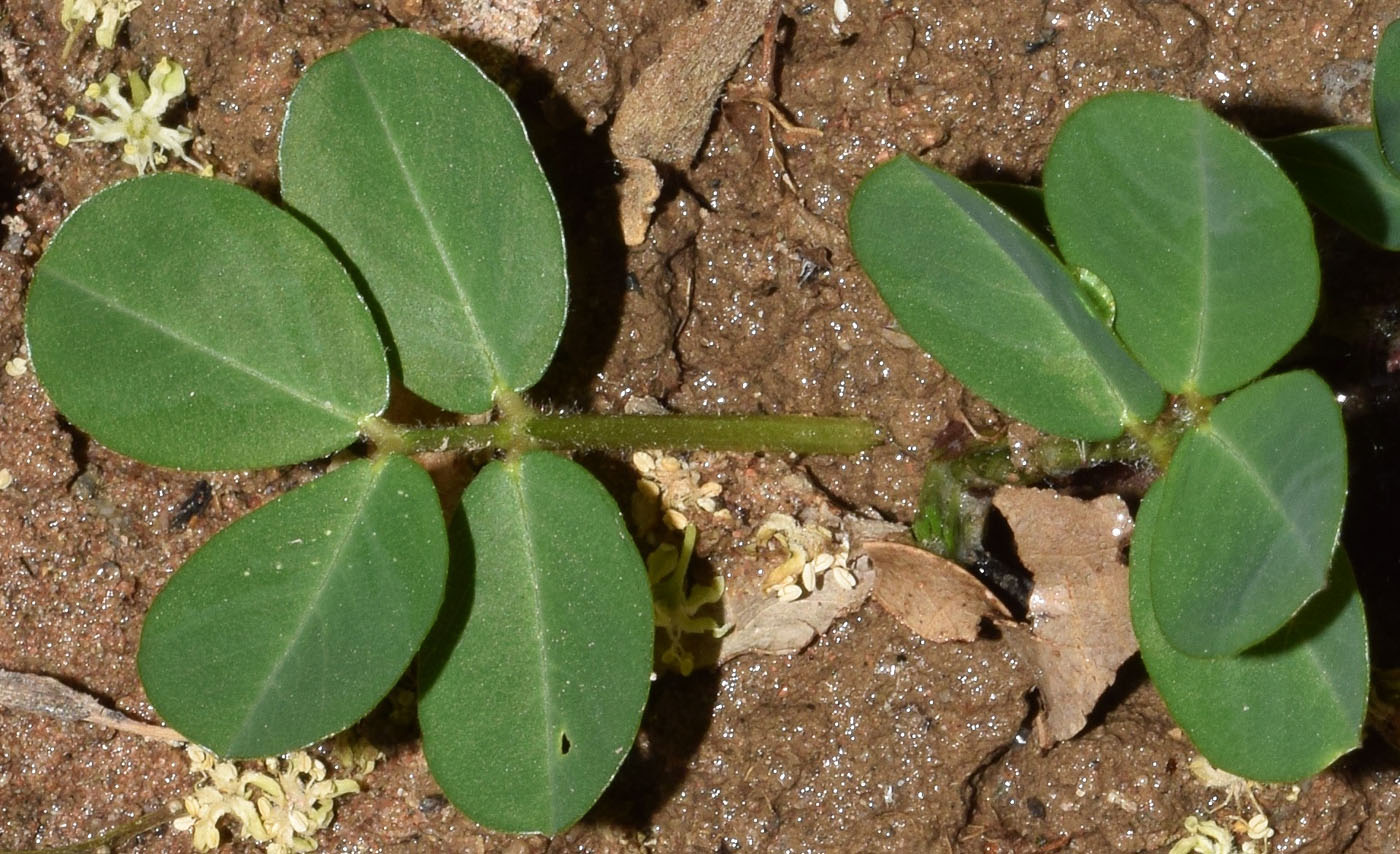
[374,408,884,457]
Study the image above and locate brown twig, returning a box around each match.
[0,668,185,745]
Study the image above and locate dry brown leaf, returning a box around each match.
[992,487,1137,748]
[717,559,873,664]
[866,540,1011,642]
[610,0,773,244]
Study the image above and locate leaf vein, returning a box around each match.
[44,267,358,423]
[344,53,503,393]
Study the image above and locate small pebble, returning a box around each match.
[418,794,448,814]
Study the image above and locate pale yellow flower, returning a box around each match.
[649,524,731,676]
[57,58,210,175]
[59,0,140,57]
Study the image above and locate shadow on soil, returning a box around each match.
[449,35,632,411]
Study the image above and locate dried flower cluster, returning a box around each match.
[1166,756,1277,854]
[754,511,856,601]
[630,450,727,537]
[172,740,370,853]
[1167,813,1274,854]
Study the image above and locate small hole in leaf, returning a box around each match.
[559,731,571,755]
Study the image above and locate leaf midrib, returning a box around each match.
[44,266,362,425]
[507,462,564,825]
[345,51,504,392]
[1193,426,1313,636]
[1188,121,1212,388]
[229,463,382,749]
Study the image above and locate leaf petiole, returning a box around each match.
[366,409,884,457]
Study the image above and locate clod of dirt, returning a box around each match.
[993,486,1138,748]
[610,0,773,243]
[866,539,1012,642]
[615,155,664,246]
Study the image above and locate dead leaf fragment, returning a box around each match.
[383,0,423,21]
[610,0,773,243]
[611,0,773,164]
[866,540,1011,642]
[617,155,663,247]
[718,558,873,663]
[992,487,1137,748]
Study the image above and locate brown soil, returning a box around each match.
[4,0,1400,851]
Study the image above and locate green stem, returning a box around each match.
[951,430,1150,486]
[390,421,505,454]
[368,411,884,457]
[915,420,1190,562]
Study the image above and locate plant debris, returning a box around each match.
[717,553,873,663]
[0,666,183,743]
[610,0,774,244]
[992,486,1138,748]
[866,540,1011,642]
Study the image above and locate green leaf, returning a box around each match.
[418,452,653,834]
[848,155,1163,440]
[1044,92,1318,396]
[25,174,389,470]
[1136,371,1346,658]
[1266,126,1400,250]
[280,28,567,414]
[912,460,965,560]
[1374,18,1400,171]
[138,456,447,757]
[1132,499,1367,782]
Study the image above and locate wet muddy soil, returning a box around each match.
[5,0,1400,851]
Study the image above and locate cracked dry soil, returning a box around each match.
[6,0,1400,851]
